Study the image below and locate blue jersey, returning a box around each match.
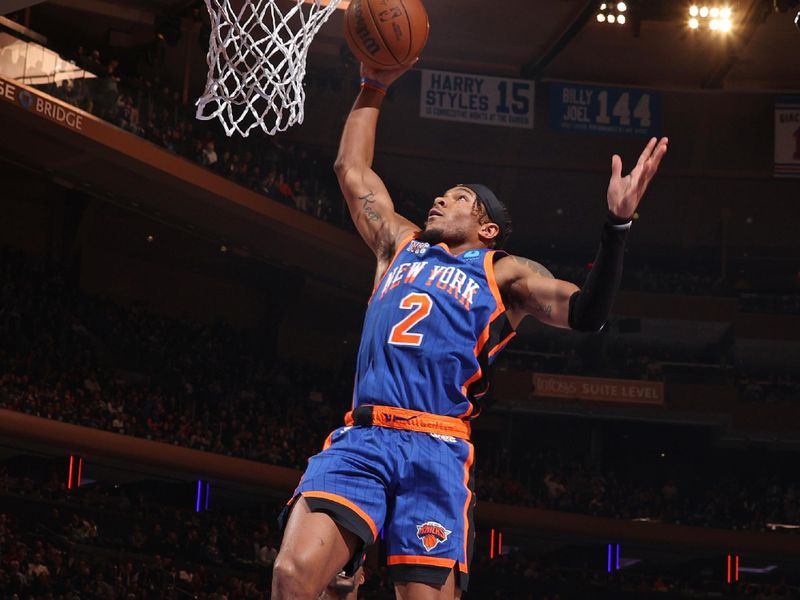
[353,235,516,419]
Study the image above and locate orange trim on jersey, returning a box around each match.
[344,405,471,440]
[473,383,489,399]
[387,555,457,568]
[459,251,508,406]
[322,431,334,451]
[459,369,483,406]
[458,403,475,419]
[488,330,517,359]
[300,491,378,541]
[484,250,506,316]
[461,441,475,574]
[367,233,417,303]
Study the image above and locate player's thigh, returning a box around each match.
[394,568,461,600]
[275,497,361,589]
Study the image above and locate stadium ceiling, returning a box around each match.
[8,0,800,91]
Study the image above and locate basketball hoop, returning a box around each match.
[196,0,343,137]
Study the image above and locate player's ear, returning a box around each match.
[479,222,500,244]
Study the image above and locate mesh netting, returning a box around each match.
[196,0,342,137]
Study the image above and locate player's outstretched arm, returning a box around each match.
[496,257,578,329]
[334,63,419,261]
[498,136,669,331]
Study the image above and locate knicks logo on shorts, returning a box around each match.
[416,521,452,552]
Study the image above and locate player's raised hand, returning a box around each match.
[607,137,669,219]
[360,59,418,90]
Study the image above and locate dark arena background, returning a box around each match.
[1,0,800,598]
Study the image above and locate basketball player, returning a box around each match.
[272,62,668,599]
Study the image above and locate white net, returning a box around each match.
[197,0,342,137]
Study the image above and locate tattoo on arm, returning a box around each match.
[512,256,554,278]
[511,256,555,319]
[358,189,381,222]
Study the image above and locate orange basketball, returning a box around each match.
[344,0,429,70]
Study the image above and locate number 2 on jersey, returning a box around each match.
[388,293,432,347]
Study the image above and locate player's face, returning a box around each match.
[424,186,483,244]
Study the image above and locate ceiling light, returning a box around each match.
[596,1,627,26]
[688,4,734,31]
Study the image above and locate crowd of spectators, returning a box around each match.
[2,462,798,600]
[549,262,724,298]
[739,293,800,316]
[3,42,429,231]
[548,261,800,312]
[0,246,347,471]
[0,462,286,599]
[468,552,799,600]
[474,445,800,533]
[739,372,800,405]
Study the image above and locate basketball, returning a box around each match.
[344,0,429,70]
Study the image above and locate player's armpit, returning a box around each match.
[336,166,417,258]
[495,255,578,329]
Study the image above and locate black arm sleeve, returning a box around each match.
[567,214,630,332]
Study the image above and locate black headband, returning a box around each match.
[461,183,511,247]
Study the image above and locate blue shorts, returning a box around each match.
[280,425,476,590]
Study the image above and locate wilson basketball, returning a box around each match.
[344,0,429,70]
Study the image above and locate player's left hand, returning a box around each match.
[607,136,668,219]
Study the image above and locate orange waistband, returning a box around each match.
[344,405,471,440]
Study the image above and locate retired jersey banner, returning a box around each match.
[419,69,534,129]
[548,81,661,138]
[533,373,664,405]
[774,97,800,178]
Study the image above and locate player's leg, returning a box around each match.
[274,425,389,599]
[319,566,366,600]
[395,568,461,600]
[272,497,360,600]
